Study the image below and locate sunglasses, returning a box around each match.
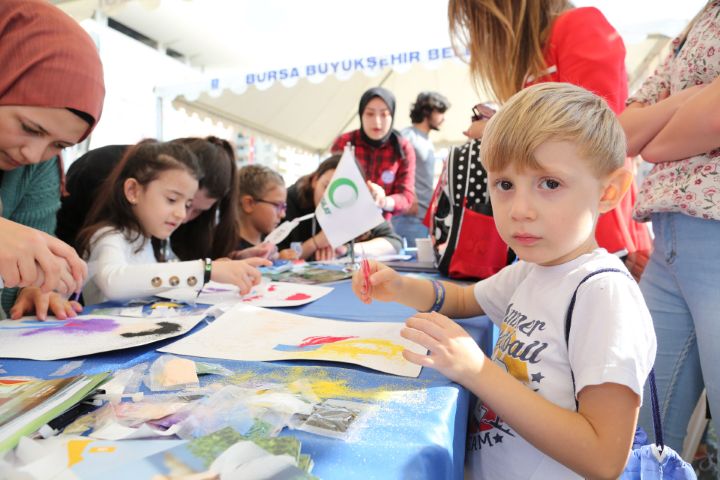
[471,103,496,122]
[254,198,287,213]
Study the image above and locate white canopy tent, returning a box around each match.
[57,0,706,154]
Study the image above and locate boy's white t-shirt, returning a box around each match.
[467,249,656,480]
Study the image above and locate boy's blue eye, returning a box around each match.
[540,179,561,190]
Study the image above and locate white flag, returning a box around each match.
[315,146,384,248]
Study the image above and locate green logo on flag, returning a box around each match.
[327,177,359,209]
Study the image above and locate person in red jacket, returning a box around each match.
[451,0,652,279]
[331,87,416,222]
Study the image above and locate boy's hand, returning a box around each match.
[351,260,403,304]
[211,257,271,295]
[9,287,83,321]
[401,312,486,384]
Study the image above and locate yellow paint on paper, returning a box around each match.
[89,446,116,453]
[67,439,93,467]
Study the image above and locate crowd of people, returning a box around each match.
[1,0,718,478]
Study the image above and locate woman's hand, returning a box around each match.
[211,257,271,295]
[401,312,486,383]
[366,181,387,209]
[9,287,83,320]
[625,249,651,282]
[0,217,87,294]
[350,260,403,304]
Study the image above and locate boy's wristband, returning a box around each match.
[424,280,445,313]
[203,258,212,285]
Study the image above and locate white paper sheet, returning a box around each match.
[159,280,333,307]
[0,314,205,361]
[160,304,425,377]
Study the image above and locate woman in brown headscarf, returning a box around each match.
[0,0,105,319]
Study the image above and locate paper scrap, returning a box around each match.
[49,360,85,377]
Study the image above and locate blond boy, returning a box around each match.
[352,83,656,479]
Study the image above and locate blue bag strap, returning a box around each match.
[564,268,664,451]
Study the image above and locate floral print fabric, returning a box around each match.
[629,2,720,221]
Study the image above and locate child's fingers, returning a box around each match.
[244,257,272,268]
[49,295,69,320]
[401,324,441,352]
[9,295,32,320]
[244,265,262,284]
[416,311,457,330]
[402,349,435,367]
[34,292,51,321]
[405,315,446,342]
[369,267,395,286]
[70,301,83,313]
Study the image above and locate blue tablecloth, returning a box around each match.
[1,279,493,479]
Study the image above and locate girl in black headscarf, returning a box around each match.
[331,87,416,222]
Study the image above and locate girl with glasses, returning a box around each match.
[234,164,297,260]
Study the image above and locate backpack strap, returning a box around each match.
[564,268,664,450]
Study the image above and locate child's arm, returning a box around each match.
[351,260,483,318]
[403,314,639,479]
[91,235,270,300]
[9,287,83,320]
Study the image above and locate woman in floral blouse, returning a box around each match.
[619,0,720,452]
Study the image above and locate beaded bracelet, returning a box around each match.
[425,280,446,313]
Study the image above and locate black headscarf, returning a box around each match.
[358,87,405,159]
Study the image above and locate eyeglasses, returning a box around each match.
[471,103,496,122]
[254,198,287,213]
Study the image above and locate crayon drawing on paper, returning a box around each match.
[0,314,206,361]
[160,305,425,377]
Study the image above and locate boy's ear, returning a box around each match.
[240,194,255,213]
[123,178,140,205]
[598,167,633,213]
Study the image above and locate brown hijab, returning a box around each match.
[0,0,105,140]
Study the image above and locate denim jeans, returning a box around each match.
[638,212,720,452]
[391,214,428,248]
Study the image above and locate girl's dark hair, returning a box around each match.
[295,154,341,210]
[76,140,202,260]
[165,136,240,260]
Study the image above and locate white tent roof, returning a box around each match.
[57,0,706,153]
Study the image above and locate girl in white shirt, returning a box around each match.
[76,140,269,305]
